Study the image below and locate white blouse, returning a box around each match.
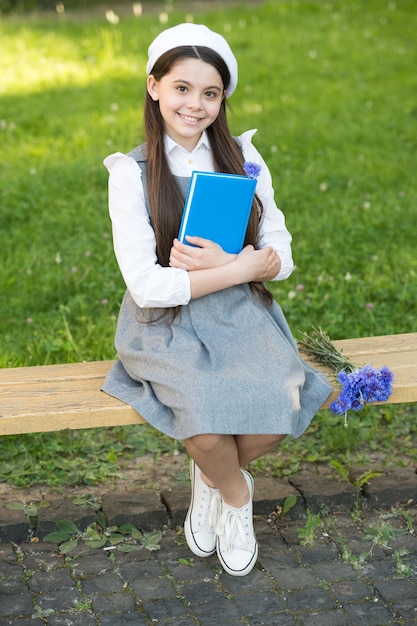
[104,129,294,308]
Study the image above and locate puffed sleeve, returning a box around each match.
[104,152,191,308]
[240,130,294,281]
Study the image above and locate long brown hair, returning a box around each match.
[144,45,273,315]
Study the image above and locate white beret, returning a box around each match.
[146,23,238,97]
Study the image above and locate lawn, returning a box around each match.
[0,0,416,487]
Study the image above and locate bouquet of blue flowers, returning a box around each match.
[299,327,394,427]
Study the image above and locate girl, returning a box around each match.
[103,23,332,577]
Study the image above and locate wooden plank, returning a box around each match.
[0,360,112,385]
[0,367,146,435]
[331,333,417,357]
[351,333,417,351]
[0,405,144,435]
[0,333,416,436]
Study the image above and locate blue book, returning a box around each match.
[178,171,257,254]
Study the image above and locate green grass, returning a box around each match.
[0,0,416,488]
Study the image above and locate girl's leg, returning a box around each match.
[184,433,285,507]
[234,434,286,467]
[183,433,286,576]
[184,434,248,507]
[183,434,239,559]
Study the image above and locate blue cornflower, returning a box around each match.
[243,162,261,179]
[330,364,394,425]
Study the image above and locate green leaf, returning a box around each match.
[117,543,142,552]
[4,502,25,510]
[330,460,350,482]
[59,538,78,554]
[108,533,125,544]
[25,505,38,517]
[283,495,298,514]
[72,497,87,506]
[107,447,118,463]
[83,527,102,541]
[37,500,51,509]
[96,510,107,529]
[178,557,195,567]
[131,526,143,540]
[56,519,80,535]
[85,537,107,549]
[355,471,382,487]
[140,530,162,551]
[44,531,71,544]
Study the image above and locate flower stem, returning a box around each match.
[298,326,357,374]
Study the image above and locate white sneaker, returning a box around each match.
[216,470,258,576]
[184,460,221,558]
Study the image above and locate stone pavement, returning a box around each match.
[1,466,417,625]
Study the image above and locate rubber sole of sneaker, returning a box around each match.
[217,541,258,577]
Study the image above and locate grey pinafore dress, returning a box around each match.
[102,146,332,441]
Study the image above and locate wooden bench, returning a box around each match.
[0,333,416,436]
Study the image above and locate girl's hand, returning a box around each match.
[169,237,236,271]
[235,245,281,282]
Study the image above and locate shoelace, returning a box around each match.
[209,492,222,530]
[197,486,221,532]
[216,505,253,553]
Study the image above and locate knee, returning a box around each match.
[185,433,224,454]
[267,434,286,448]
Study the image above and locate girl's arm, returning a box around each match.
[169,237,281,299]
[105,153,191,308]
[240,131,294,281]
[189,245,281,299]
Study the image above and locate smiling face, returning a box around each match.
[147,57,225,152]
